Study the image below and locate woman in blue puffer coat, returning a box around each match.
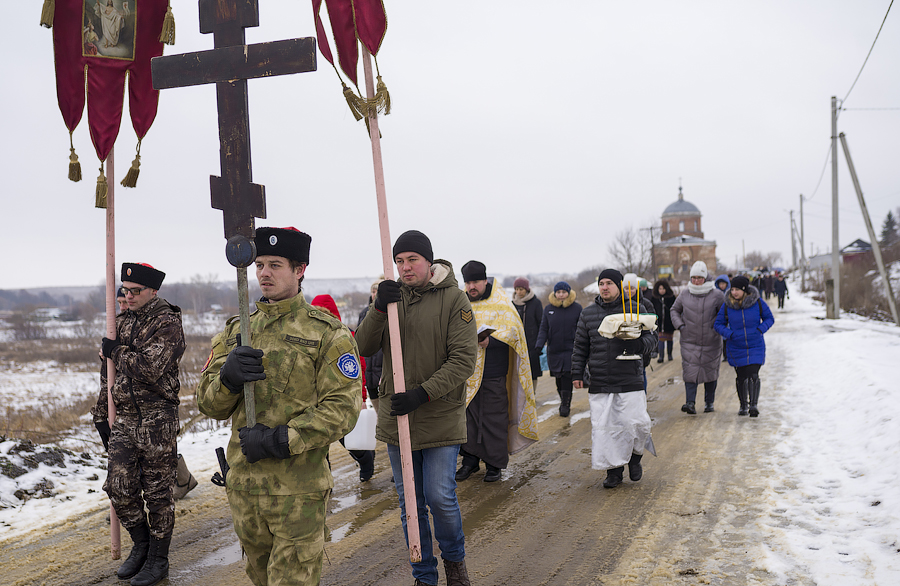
[714,275,774,418]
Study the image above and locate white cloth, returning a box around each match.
[589,392,652,470]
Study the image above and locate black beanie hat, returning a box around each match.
[255,227,312,264]
[597,268,624,286]
[117,285,126,300]
[461,260,487,282]
[392,230,433,264]
[121,263,165,289]
[554,281,571,293]
[731,275,751,291]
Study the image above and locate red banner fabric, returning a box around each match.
[313,0,387,88]
[51,0,167,162]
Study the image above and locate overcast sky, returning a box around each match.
[3,1,898,290]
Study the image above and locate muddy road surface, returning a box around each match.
[3,341,797,586]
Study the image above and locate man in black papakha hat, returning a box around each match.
[92,262,185,585]
[196,226,363,586]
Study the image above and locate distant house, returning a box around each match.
[841,239,873,266]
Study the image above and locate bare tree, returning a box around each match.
[607,226,654,277]
[743,251,783,271]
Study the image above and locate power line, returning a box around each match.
[841,0,894,107]
[806,143,832,201]
[842,107,900,111]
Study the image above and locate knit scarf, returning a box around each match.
[688,281,715,296]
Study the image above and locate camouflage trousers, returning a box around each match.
[227,488,331,586]
[103,408,178,538]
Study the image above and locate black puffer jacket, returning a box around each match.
[357,305,384,398]
[571,295,657,394]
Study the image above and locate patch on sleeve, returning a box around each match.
[337,353,360,379]
[201,349,214,372]
[461,309,473,323]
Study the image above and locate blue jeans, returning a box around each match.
[387,443,466,585]
[685,380,718,404]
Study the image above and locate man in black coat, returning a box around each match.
[572,268,657,489]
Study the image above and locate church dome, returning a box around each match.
[662,186,700,217]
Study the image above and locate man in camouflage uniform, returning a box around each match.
[92,263,185,586]
[196,226,362,586]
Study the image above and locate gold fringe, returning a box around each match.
[373,76,391,116]
[159,3,175,45]
[95,165,108,209]
[342,83,365,121]
[120,141,141,188]
[67,132,81,182]
[40,0,54,28]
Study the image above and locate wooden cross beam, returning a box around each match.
[150,0,316,242]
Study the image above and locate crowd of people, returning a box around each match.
[92,226,785,586]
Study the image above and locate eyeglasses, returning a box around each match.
[120,286,149,296]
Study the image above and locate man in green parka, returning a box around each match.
[355,229,478,586]
[196,226,361,586]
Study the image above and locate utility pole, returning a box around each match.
[839,133,899,327]
[829,96,840,318]
[799,194,807,291]
[790,210,798,269]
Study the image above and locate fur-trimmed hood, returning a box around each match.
[725,284,761,309]
[548,289,577,308]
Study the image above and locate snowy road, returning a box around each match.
[2,292,898,585]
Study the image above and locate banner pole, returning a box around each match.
[361,46,421,563]
[105,146,121,560]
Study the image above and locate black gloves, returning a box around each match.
[618,338,643,354]
[239,423,291,463]
[390,386,429,416]
[94,420,111,451]
[374,280,402,312]
[220,346,266,393]
[101,337,122,359]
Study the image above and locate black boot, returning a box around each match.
[352,449,375,481]
[443,558,472,586]
[455,454,479,481]
[737,378,749,416]
[748,377,761,417]
[602,467,624,488]
[559,389,572,417]
[628,453,643,481]
[681,401,696,415]
[130,534,170,586]
[483,465,502,483]
[117,521,150,580]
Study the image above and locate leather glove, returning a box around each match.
[94,420,111,451]
[101,337,122,359]
[239,423,291,463]
[618,338,643,354]
[374,280,402,312]
[390,386,429,416]
[220,346,266,393]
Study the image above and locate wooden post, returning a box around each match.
[360,46,421,563]
[105,147,121,560]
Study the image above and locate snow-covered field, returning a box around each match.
[1,285,899,584]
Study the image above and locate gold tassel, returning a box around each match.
[95,165,108,209]
[120,141,141,188]
[68,148,82,182]
[342,83,365,121]
[159,3,175,45]
[40,0,54,28]
[373,75,391,116]
[67,132,81,182]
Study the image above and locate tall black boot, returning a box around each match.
[736,378,749,416]
[603,467,624,488]
[117,521,150,579]
[748,377,761,417]
[628,453,643,481]
[559,389,572,417]
[130,534,170,586]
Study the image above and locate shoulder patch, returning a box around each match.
[201,349,214,372]
[461,309,473,323]
[337,353,360,379]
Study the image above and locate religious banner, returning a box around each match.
[41,0,175,206]
[312,0,390,122]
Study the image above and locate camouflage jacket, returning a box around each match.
[92,296,185,423]
[196,292,362,495]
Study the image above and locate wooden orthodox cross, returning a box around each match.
[150,0,316,425]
